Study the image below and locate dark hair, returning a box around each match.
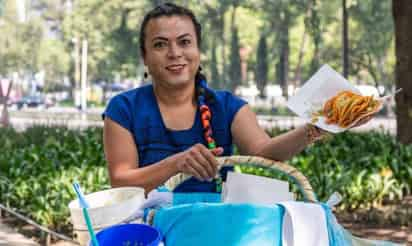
[139,2,214,103]
[139,2,202,57]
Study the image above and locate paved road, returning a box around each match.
[0,222,38,246]
[257,115,396,134]
[9,113,397,135]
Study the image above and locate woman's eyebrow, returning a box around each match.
[177,33,192,39]
[152,36,168,42]
[151,33,192,42]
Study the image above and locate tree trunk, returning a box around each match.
[293,27,307,90]
[229,27,241,92]
[210,37,220,89]
[278,12,290,99]
[393,0,412,144]
[256,32,268,98]
[342,0,349,78]
[0,80,13,127]
[294,0,315,88]
[308,0,322,78]
[218,5,227,88]
[229,4,241,92]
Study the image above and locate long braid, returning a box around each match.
[195,70,216,148]
[195,69,222,192]
[198,86,216,149]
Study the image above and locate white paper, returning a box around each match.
[280,201,329,246]
[222,171,294,206]
[287,64,363,133]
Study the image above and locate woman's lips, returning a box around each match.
[166,64,186,73]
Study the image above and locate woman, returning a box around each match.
[103,3,354,193]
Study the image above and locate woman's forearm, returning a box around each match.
[257,125,311,162]
[109,155,180,193]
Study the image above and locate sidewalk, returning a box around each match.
[0,222,38,246]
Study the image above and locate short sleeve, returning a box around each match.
[102,94,133,133]
[226,92,248,124]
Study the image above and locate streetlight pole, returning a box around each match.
[81,39,88,111]
[72,37,81,108]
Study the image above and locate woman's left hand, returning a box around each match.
[305,124,329,143]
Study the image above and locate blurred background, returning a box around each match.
[0,0,396,116]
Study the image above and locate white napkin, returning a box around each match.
[279,201,329,246]
[222,171,294,206]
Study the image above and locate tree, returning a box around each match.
[306,0,321,78]
[259,0,306,98]
[197,0,253,90]
[210,38,220,89]
[0,1,43,76]
[229,27,242,92]
[105,7,139,80]
[0,0,4,16]
[256,33,268,98]
[0,79,12,127]
[32,0,67,34]
[195,1,223,87]
[393,0,412,144]
[200,1,233,88]
[277,7,292,98]
[151,0,167,6]
[62,0,148,83]
[38,39,70,90]
[350,0,394,94]
[342,0,349,78]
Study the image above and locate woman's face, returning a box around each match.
[143,16,200,88]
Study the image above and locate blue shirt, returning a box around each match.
[103,84,247,192]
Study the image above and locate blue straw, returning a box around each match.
[73,182,100,246]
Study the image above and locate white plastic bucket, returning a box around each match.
[68,187,145,245]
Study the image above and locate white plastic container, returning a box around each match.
[68,187,145,245]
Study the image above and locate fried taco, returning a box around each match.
[313,90,381,128]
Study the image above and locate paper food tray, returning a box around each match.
[286,64,386,133]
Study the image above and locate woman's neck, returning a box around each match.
[152,81,196,107]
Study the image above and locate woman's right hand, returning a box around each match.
[174,144,224,181]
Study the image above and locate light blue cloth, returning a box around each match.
[153,202,284,246]
[321,204,404,246]
[173,192,221,205]
[322,203,352,246]
[151,192,403,246]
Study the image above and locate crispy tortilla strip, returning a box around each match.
[339,97,358,125]
[321,90,380,128]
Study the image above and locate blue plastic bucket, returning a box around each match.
[91,224,162,246]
